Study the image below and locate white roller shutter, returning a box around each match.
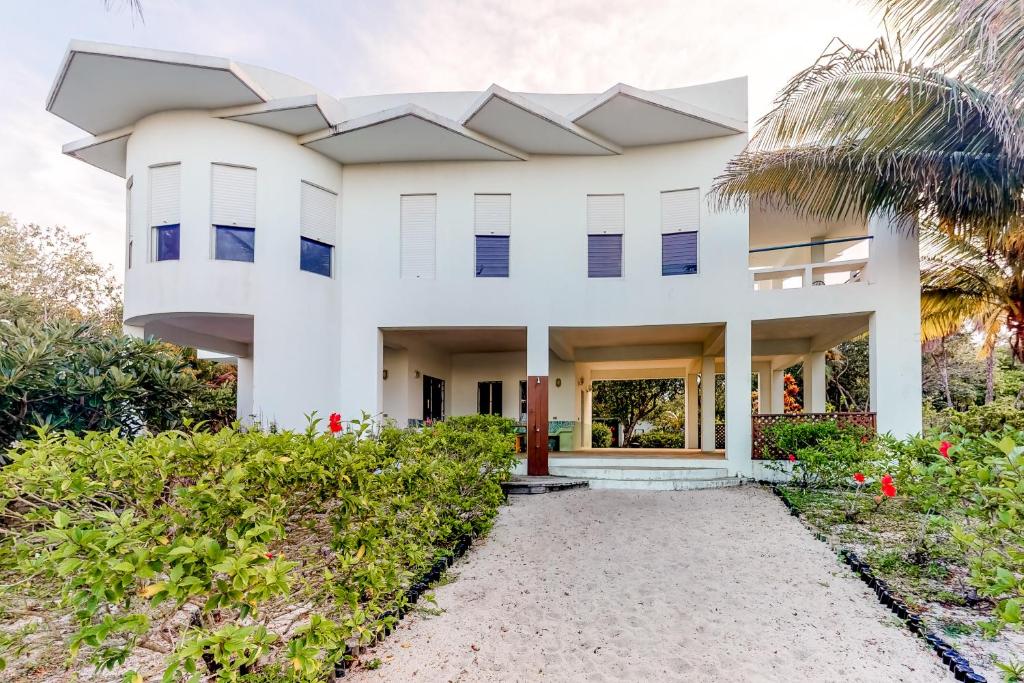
[474,194,511,235]
[661,188,700,234]
[400,194,436,279]
[149,164,180,227]
[211,163,256,227]
[300,181,337,245]
[587,194,624,234]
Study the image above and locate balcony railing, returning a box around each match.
[749,236,872,291]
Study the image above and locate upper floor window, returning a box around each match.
[211,163,256,262]
[300,181,337,277]
[661,188,699,275]
[587,194,624,278]
[149,163,180,262]
[474,193,510,277]
[400,194,436,279]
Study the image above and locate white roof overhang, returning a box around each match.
[46,40,268,134]
[215,95,333,136]
[300,105,527,163]
[462,85,621,156]
[571,83,746,147]
[62,126,133,177]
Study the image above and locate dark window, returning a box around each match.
[423,375,445,421]
[519,380,527,421]
[475,235,509,277]
[478,381,503,415]
[662,231,698,275]
[300,237,332,277]
[215,225,255,262]
[155,224,180,261]
[588,234,622,277]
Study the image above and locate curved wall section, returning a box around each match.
[124,111,344,428]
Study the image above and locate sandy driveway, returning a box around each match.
[351,486,947,682]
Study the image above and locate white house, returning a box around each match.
[46,41,922,481]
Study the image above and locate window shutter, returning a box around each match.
[661,188,700,234]
[662,231,699,275]
[126,175,134,268]
[211,164,256,227]
[587,194,624,234]
[300,181,337,245]
[149,164,180,227]
[588,234,623,277]
[474,194,511,235]
[400,194,436,279]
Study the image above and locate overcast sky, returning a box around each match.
[0,0,880,277]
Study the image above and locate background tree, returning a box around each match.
[592,379,684,444]
[0,213,122,329]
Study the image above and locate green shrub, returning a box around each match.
[763,420,877,487]
[634,430,686,449]
[0,414,516,680]
[0,319,234,449]
[925,399,1024,436]
[591,422,613,448]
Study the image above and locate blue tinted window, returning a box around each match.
[587,234,622,277]
[662,231,698,275]
[475,235,509,277]
[155,224,180,261]
[214,226,255,262]
[300,237,332,277]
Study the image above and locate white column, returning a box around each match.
[868,213,923,437]
[724,321,753,476]
[340,326,383,425]
[685,372,699,449]
[583,385,593,448]
[770,369,785,414]
[700,355,716,452]
[752,361,772,414]
[527,325,549,376]
[804,351,827,413]
[236,356,254,424]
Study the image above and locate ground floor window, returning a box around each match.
[519,380,528,421]
[478,381,502,415]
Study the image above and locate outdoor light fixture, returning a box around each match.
[555,378,562,387]
[382,369,388,380]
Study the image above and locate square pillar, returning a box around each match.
[526,326,549,476]
[340,327,383,429]
[700,355,716,452]
[685,372,699,449]
[804,351,827,413]
[236,356,254,425]
[770,369,785,414]
[582,383,593,448]
[752,361,772,414]
[725,322,753,477]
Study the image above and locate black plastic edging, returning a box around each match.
[765,484,987,683]
[334,532,474,678]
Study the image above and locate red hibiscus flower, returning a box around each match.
[265,552,274,559]
[939,441,951,459]
[788,454,796,462]
[881,482,897,498]
[853,472,866,484]
[328,412,343,433]
[881,473,893,486]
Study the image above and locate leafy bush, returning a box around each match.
[591,422,613,448]
[633,430,686,449]
[925,399,1024,436]
[0,415,516,680]
[0,319,234,449]
[764,420,877,487]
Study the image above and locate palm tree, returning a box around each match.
[920,229,1023,398]
[711,0,1024,278]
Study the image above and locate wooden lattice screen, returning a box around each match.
[751,412,877,459]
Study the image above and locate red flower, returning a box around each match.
[881,482,896,498]
[788,454,796,462]
[939,441,951,459]
[853,472,866,484]
[265,552,274,559]
[328,412,343,433]
[881,473,893,486]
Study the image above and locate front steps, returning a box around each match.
[547,462,744,491]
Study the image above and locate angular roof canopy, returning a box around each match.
[47,41,747,176]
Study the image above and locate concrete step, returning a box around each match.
[548,465,729,481]
[586,477,745,491]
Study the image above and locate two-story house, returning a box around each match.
[47,41,922,482]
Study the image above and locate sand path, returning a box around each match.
[350,486,947,682]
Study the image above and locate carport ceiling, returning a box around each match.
[383,327,526,353]
[551,324,722,350]
[751,314,869,343]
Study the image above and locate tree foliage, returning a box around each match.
[593,379,684,443]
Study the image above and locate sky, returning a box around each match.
[0,0,881,278]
